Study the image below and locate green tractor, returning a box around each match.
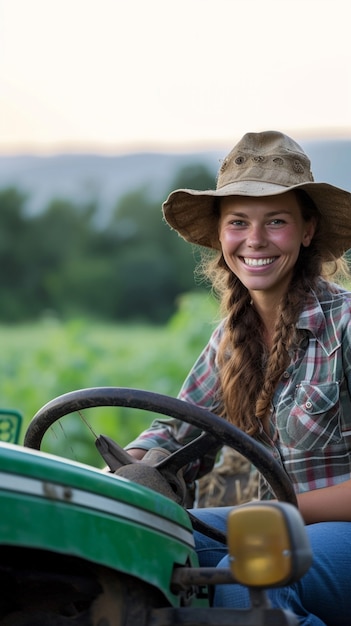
[0,387,311,625]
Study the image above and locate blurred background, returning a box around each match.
[0,0,350,463]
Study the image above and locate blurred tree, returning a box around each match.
[0,187,36,320]
[0,160,216,322]
[31,198,103,317]
[107,185,203,322]
[166,162,216,193]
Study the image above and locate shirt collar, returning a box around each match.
[296,284,343,356]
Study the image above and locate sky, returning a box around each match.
[0,0,350,155]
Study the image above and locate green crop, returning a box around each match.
[0,292,218,466]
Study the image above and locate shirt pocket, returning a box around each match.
[284,382,342,451]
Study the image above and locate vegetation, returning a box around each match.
[0,160,219,465]
[0,163,215,323]
[0,292,219,466]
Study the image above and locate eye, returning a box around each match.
[269,218,285,226]
[229,219,247,227]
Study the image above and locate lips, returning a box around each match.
[242,257,277,267]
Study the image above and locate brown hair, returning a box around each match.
[200,190,349,435]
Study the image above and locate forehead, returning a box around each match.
[220,191,300,214]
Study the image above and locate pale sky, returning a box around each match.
[0,0,350,154]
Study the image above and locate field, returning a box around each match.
[0,292,218,466]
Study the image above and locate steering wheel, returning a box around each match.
[24,387,297,507]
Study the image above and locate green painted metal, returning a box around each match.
[0,443,189,526]
[0,442,202,606]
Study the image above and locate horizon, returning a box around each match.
[1,131,351,159]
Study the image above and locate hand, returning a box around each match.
[125,447,147,461]
[102,447,146,472]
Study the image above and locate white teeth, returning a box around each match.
[243,257,276,266]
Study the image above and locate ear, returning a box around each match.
[302,218,317,248]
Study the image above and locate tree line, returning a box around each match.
[0,163,216,323]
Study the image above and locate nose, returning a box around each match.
[247,224,267,248]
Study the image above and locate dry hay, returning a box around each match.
[196,446,258,507]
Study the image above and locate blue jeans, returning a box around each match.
[190,507,351,626]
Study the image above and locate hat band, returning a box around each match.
[218,153,314,189]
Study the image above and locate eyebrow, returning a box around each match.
[224,210,292,218]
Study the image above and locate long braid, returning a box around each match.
[255,282,307,422]
[217,269,317,435]
[216,271,268,435]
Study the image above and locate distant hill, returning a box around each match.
[0,139,349,221]
[0,151,221,220]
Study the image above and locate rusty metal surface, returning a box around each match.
[171,567,236,590]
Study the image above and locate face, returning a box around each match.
[218,192,316,302]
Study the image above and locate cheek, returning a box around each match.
[273,229,302,253]
[219,229,239,249]
[218,224,225,244]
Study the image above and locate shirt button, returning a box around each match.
[305,401,313,410]
[282,371,290,379]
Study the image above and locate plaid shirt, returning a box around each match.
[127,281,351,497]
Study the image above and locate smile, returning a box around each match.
[242,257,277,267]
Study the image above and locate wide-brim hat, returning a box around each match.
[162,131,351,259]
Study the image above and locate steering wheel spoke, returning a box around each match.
[154,432,220,474]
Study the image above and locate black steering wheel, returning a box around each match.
[24,387,297,508]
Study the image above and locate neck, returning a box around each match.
[250,293,281,350]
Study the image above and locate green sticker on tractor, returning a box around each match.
[0,409,22,444]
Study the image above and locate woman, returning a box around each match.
[126,131,351,625]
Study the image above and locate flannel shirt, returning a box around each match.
[126,281,351,496]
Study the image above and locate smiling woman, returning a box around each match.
[124,130,351,625]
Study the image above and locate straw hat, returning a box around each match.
[162,131,351,258]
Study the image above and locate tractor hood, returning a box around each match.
[0,441,197,604]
